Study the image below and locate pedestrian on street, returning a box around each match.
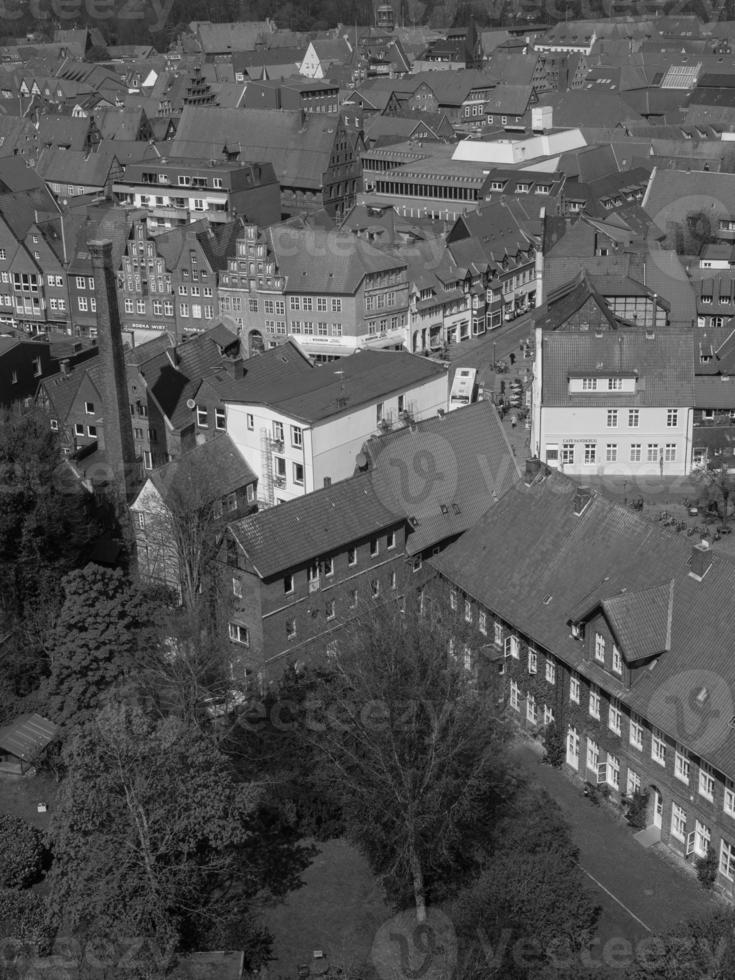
[510,414,517,430]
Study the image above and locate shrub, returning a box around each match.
[624,790,649,830]
[696,845,718,890]
[0,814,45,888]
[0,888,55,953]
[542,720,565,768]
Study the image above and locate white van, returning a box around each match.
[449,367,477,411]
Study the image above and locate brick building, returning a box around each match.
[118,218,244,344]
[131,432,257,598]
[219,399,519,678]
[112,156,280,234]
[431,466,735,899]
[217,221,410,358]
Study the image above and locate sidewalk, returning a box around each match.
[510,740,722,945]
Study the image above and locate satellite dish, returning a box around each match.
[185,398,196,410]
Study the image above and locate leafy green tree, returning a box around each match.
[453,786,600,979]
[42,565,161,730]
[625,908,735,980]
[0,814,45,888]
[46,702,311,968]
[224,665,344,841]
[0,888,56,953]
[312,600,516,922]
[0,409,101,625]
[542,719,565,768]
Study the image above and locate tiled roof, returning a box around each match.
[222,349,448,424]
[148,433,256,506]
[429,471,735,775]
[360,400,521,554]
[228,470,398,578]
[170,107,344,190]
[266,223,405,294]
[541,329,695,408]
[643,168,735,228]
[537,89,644,128]
[600,581,674,660]
[35,146,119,187]
[534,273,619,332]
[694,376,735,408]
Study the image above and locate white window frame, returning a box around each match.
[594,632,605,662]
[566,725,580,769]
[228,622,250,646]
[630,714,643,751]
[720,839,735,880]
[589,683,600,720]
[671,802,687,842]
[626,767,641,797]
[545,658,556,684]
[608,700,622,736]
[699,761,715,801]
[651,729,666,766]
[694,819,711,858]
[612,644,622,675]
[509,680,520,712]
[724,781,735,819]
[674,748,690,785]
[569,674,580,704]
[607,753,620,789]
[586,737,599,772]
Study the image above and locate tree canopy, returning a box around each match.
[42,564,162,730]
[311,600,515,921]
[46,702,312,968]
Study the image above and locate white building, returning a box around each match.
[223,349,449,505]
[531,325,695,478]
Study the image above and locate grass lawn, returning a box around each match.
[0,773,58,831]
[262,838,390,980]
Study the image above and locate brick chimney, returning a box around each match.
[89,239,137,504]
[524,456,546,485]
[572,486,593,516]
[689,541,713,581]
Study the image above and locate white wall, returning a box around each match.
[538,405,693,477]
[310,374,448,487]
[225,372,449,502]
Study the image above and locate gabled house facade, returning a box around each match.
[131,432,257,598]
[217,221,409,358]
[530,282,695,477]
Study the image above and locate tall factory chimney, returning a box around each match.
[89,239,138,507]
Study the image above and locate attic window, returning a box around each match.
[543,593,552,604]
[440,504,449,515]
[452,503,461,515]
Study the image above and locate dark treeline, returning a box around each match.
[0,0,726,53]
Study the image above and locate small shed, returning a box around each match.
[168,951,245,979]
[0,713,59,775]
